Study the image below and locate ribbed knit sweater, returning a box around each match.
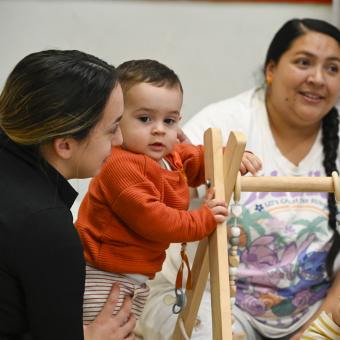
[75,143,216,278]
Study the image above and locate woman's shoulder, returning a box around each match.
[0,157,73,228]
[196,88,262,117]
[183,88,265,144]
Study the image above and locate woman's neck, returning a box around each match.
[40,143,71,179]
[267,107,321,166]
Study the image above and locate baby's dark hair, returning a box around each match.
[117,59,183,94]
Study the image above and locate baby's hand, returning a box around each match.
[205,189,228,223]
[240,151,262,175]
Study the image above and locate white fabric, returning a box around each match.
[137,87,340,339]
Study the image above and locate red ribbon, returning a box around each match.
[175,243,192,290]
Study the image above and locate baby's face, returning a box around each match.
[119,82,183,163]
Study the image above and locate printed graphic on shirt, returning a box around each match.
[230,170,332,329]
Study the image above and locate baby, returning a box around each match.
[75,59,261,323]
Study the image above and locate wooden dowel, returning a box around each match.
[240,176,335,192]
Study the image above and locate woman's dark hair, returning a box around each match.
[264,18,340,68]
[323,109,340,277]
[0,49,118,145]
[264,18,340,278]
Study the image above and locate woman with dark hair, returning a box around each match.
[137,18,340,340]
[0,50,136,340]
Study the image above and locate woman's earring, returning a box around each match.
[266,74,272,86]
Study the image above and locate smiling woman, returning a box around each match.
[265,28,340,166]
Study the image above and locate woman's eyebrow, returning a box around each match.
[295,50,340,63]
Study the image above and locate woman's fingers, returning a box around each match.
[97,283,121,321]
[84,283,136,340]
[115,295,135,327]
[241,152,262,175]
[119,314,136,339]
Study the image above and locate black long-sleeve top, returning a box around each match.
[0,131,85,339]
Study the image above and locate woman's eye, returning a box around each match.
[296,58,310,67]
[326,64,339,74]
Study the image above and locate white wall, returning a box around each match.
[0,0,333,216]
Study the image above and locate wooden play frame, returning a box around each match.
[172,128,340,340]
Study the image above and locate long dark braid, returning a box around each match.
[323,107,339,278]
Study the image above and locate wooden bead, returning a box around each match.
[230,284,237,296]
[229,267,237,276]
[230,237,240,246]
[229,255,240,267]
[231,226,241,237]
[231,204,242,217]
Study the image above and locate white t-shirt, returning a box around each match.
[137,87,340,339]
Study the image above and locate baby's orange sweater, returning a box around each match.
[75,144,216,278]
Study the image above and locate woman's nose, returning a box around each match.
[307,66,325,86]
[112,127,123,146]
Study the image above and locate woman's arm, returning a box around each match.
[18,209,136,340]
[16,209,86,339]
[290,272,340,339]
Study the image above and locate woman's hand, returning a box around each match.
[290,274,340,339]
[240,151,262,175]
[84,283,136,340]
[177,128,192,144]
[331,297,340,326]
